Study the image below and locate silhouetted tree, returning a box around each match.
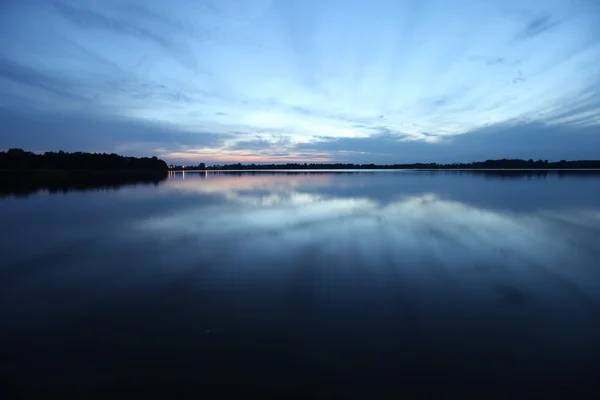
[0,149,168,171]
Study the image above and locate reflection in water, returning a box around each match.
[147,172,600,341]
[0,170,168,198]
[2,170,600,396]
[141,190,600,301]
[167,170,335,194]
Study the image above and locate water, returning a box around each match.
[2,170,600,396]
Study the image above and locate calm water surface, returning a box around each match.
[2,170,600,396]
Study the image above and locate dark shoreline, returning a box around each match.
[171,158,600,171]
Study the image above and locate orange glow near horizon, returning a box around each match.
[161,151,334,164]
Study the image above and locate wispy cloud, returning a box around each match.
[47,0,203,73]
[515,14,560,41]
[49,1,172,47]
[290,120,600,164]
[0,56,86,101]
[0,108,231,155]
[0,0,599,162]
[468,55,507,66]
[511,70,526,84]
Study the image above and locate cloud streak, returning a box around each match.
[515,15,560,41]
[0,56,87,101]
[47,0,204,73]
[0,0,599,163]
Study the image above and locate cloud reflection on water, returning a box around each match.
[3,171,600,393]
[139,173,600,310]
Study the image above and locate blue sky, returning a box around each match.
[1,0,599,164]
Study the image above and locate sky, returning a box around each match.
[0,0,599,164]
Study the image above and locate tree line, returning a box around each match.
[3,149,598,171]
[170,158,600,171]
[0,148,168,170]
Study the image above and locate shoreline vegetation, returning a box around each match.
[1,148,599,197]
[0,148,168,171]
[0,149,168,198]
[172,159,600,170]
[1,148,600,172]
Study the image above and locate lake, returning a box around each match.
[2,170,600,396]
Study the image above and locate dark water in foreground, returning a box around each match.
[2,170,600,396]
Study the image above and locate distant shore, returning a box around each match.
[2,149,600,172]
[167,169,600,176]
[169,160,600,171]
[170,159,600,171]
